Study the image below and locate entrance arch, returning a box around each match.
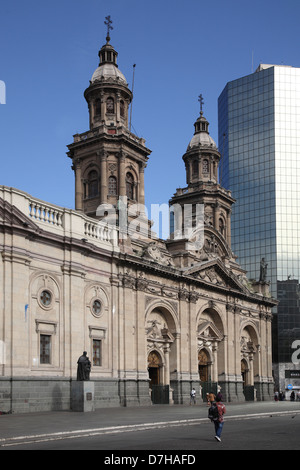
[198,349,210,382]
[145,304,177,387]
[240,323,259,385]
[241,358,249,387]
[148,351,162,387]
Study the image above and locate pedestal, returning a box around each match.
[71,381,95,412]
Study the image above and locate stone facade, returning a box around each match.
[0,30,277,413]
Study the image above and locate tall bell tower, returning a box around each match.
[67,17,151,219]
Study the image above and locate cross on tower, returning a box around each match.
[104,15,113,40]
[198,94,204,114]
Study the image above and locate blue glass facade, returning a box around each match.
[218,65,300,384]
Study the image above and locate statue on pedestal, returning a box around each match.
[259,258,268,283]
[77,351,91,381]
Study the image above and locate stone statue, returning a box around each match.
[77,351,91,381]
[259,258,268,282]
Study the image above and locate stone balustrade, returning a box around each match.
[0,185,119,249]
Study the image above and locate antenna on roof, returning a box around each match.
[129,64,136,133]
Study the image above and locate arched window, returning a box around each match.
[108,175,117,195]
[88,170,99,198]
[219,218,226,236]
[192,160,198,178]
[94,98,101,117]
[106,97,114,114]
[126,172,134,200]
[202,159,209,174]
[198,349,210,383]
[120,100,125,118]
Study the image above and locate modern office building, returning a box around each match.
[218,64,300,392]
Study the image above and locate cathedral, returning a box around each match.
[0,22,276,413]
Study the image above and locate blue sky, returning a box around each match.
[1,0,300,212]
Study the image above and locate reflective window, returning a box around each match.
[218,65,300,363]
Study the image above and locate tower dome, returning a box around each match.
[187,112,217,150]
[90,34,128,86]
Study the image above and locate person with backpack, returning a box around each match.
[208,396,226,442]
[190,388,196,405]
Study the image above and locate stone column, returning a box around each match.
[138,163,145,206]
[100,152,107,204]
[88,102,93,130]
[214,202,221,232]
[74,159,83,211]
[163,343,170,386]
[119,152,126,197]
[212,341,218,382]
[227,209,232,247]
[249,355,254,386]
[100,92,105,122]
[116,92,121,123]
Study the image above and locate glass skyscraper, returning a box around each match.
[218,64,300,391]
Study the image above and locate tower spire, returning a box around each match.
[198,94,204,115]
[104,15,113,42]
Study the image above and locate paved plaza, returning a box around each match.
[0,400,299,451]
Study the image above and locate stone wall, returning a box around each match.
[0,377,152,413]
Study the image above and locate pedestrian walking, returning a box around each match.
[208,396,226,442]
[208,391,216,405]
[190,388,196,405]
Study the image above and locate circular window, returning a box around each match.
[92,299,102,316]
[40,290,52,307]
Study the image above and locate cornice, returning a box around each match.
[116,252,277,308]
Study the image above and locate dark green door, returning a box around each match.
[201,381,218,400]
[151,385,169,404]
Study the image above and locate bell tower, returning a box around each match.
[169,96,235,250]
[67,17,151,219]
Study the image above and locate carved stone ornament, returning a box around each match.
[136,272,148,291]
[143,242,174,266]
[108,163,117,174]
[146,320,174,344]
[198,321,223,343]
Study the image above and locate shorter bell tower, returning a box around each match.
[169,96,235,254]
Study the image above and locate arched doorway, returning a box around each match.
[198,348,218,400]
[241,357,255,401]
[146,303,178,404]
[198,349,210,382]
[148,351,161,387]
[147,350,169,404]
[197,307,225,384]
[241,359,249,388]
